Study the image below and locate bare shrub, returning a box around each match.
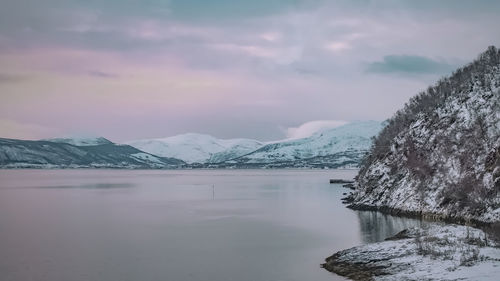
[485,222,500,244]
[459,246,480,266]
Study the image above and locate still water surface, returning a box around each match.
[0,170,430,281]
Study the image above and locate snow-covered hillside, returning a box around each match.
[2,122,382,169]
[125,133,263,164]
[0,138,184,169]
[43,137,113,146]
[230,121,383,167]
[126,122,382,167]
[349,46,500,224]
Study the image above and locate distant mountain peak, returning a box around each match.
[0,138,184,168]
[229,121,383,166]
[125,120,383,167]
[42,136,113,146]
[125,134,263,164]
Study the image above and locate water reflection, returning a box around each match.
[0,169,438,281]
[357,210,430,243]
[36,183,135,189]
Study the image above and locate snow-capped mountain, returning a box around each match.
[125,133,263,164]
[125,122,382,168]
[208,140,265,163]
[349,46,500,224]
[230,121,382,167]
[125,122,382,167]
[0,137,185,169]
[43,136,112,146]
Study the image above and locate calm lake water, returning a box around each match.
[0,169,429,281]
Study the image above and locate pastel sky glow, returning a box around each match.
[1,0,499,141]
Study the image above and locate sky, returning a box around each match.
[1,0,499,142]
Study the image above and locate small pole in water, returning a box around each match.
[212,184,215,200]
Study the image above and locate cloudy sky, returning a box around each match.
[1,0,499,142]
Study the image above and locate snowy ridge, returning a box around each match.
[350,46,500,224]
[125,133,263,164]
[0,138,184,169]
[233,121,382,164]
[125,121,382,167]
[43,137,113,146]
[2,121,382,169]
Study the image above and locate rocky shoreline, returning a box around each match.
[322,225,500,281]
[340,187,499,228]
[325,186,500,280]
[346,202,495,228]
[322,46,500,281]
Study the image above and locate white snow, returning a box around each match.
[378,225,500,281]
[238,121,383,163]
[353,58,500,223]
[130,152,164,165]
[325,224,500,281]
[43,137,112,146]
[125,133,263,164]
[125,121,382,165]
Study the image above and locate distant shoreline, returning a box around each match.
[0,166,360,170]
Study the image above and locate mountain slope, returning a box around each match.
[349,46,500,224]
[227,121,383,168]
[126,133,263,164]
[0,138,184,168]
[43,137,112,146]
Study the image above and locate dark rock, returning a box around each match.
[330,179,354,184]
[385,228,420,241]
[342,183,355,189]
[321,249,394,281]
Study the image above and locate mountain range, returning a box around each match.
[224,121,383,168]
[125,134,263,164]
[0,121,382,169]
[125,121,383,168]
[0,137,184,169]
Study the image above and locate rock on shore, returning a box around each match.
[322,225,500,281]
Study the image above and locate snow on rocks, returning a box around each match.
[352,47,500,224]
[125,133,263,164]
[322,224,500,281]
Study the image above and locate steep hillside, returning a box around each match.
[349,46,500,224]
[126,133,263,164]
[226,121,382,168]
[0,138,184,168]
